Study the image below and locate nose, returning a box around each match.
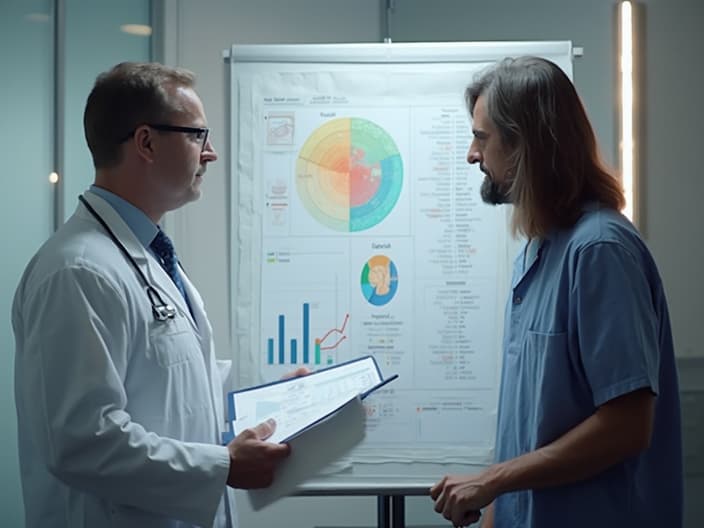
[201,138,218,162]
[467,137,481,165]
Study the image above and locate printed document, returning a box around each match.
[230,355,396,444]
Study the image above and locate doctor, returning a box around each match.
[12,62,290,527]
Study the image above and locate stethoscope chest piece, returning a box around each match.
[79,195,178,322]
[146,285,177,321]
[153,303,177,321]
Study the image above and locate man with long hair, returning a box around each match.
[431,56,682,528]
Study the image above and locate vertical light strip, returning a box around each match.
[620,1,635,222]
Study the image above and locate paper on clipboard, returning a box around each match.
[246,394,367,511]
[229,355,397,444]
[226,355,398,510]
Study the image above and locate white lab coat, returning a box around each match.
[12,191,236,528]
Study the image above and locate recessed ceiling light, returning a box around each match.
[120,24,152,37]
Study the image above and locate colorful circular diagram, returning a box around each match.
[360,255,399,306]
[296,117,403,232]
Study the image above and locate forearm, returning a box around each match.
[485,388,654,495]
[481,501,495,528]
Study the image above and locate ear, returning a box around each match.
[133,125,156,163]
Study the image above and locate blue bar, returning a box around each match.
[303,303,310,363]
[291,338,297,364]
[267,338,274,365]
[278,315,285,364]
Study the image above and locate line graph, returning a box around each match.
[266,303,350,365]
[316,313,350,357]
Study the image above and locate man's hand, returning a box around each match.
[226,419,290,489]
[430,473,496,527]
[280,367,311,380]
[429,389,656,526]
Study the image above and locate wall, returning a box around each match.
[0,3,54,526]
[639,0,703,358]
[62,0,152,220]
[640,4,704,521]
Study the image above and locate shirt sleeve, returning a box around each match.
[572,240,660,407]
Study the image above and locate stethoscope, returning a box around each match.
[78,195,178,322]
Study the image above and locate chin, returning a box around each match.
[190,179,203,197]
[178,187,201,207]
[480,174,512,205]
[189,188,202,202]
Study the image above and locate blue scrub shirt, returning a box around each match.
[493,203,683,527]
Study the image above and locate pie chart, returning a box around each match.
[296,117,403,232]
[360,255,399,306]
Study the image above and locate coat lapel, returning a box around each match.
[79,191,198,334]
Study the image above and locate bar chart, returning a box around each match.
[266,302,349,366]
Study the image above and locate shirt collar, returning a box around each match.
[89,185,159,248]
[540,201,603,242]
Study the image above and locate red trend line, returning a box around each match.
[317,313,350,346]
[320,335,347,351]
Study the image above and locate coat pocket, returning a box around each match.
[147,315,199,367]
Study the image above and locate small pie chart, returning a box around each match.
[296,117,403,232]
[360,255,399,306]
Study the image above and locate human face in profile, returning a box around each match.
[149,86,218,214]
[466,95,514,205]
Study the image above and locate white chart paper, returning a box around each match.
[231,356,391,444]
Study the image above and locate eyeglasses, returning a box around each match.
[121,123,210,152]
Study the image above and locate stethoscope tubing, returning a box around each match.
[78,195,177,321]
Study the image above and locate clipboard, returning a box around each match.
[223,355,398,510]
[225,355,398,445]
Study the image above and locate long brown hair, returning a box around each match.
[466,56,625,238]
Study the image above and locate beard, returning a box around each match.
[479,172,513,205]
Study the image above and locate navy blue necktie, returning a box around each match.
[150,229,188,303]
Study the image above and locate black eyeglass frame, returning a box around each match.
[121,123,210,152]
